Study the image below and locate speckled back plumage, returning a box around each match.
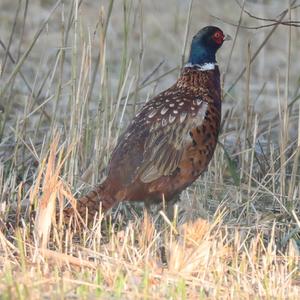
[63,26,229,224]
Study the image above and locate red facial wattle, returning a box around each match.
[212,31,224,45]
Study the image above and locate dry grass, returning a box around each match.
[0,0,300,299]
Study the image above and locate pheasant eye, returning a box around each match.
[212,31,224,45]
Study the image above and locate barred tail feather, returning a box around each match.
[63,182,116,225]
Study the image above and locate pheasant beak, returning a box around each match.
[223,34,232,42]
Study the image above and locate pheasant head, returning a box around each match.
[188,26,231,67]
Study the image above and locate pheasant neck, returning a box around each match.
[188,40,217,64]
[184,62,217,71]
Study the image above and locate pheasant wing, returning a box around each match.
[137,92,208,183]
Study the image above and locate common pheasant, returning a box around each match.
[64,26,230,224]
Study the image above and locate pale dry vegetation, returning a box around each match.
[0,0,300,299]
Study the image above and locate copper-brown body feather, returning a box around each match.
[64,66,221,223]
